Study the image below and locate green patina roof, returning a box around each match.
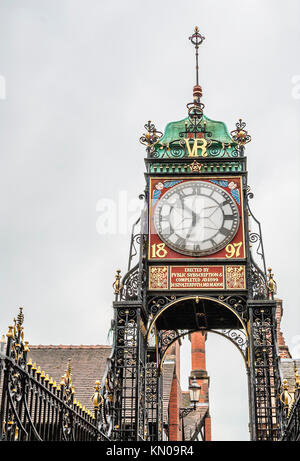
[159,114,233,145]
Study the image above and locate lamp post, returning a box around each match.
[179,377,201,441]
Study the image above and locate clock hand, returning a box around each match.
[185,210,197,239]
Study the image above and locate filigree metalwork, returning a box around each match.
[151,139,239,159]
[281,366,300,440]
[139,121,163,156]
[249,259,268,300]
[230,118,251,155]
[147,295,177,316]
[248,302,282,441]
[120,265,139,301]
[159,330,187,359]
[217,295,248,319]
[217,328,248,354]
[0,309,109,441]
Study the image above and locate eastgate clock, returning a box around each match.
[153,180,240,257]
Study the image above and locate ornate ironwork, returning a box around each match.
[281,366,300,441]
[217,295,248,320]
[151,139,239,160]
[120,265,140,301]
[248,301,282,441]
[145,359,159,441]
[110,303,147,441]
[230,118,251,156]
[0,308,109,441]
[139,121,163,156]
[147,295,177,316]
[215,328,248,356]
[249,258,269,300]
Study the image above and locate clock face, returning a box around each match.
[153,180,240,256]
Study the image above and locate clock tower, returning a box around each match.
[109,28,283,442]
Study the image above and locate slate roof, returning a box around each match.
[280,358,300,393]
[29,345,111,411]
[28,345,175,416]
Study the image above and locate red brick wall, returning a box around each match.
[168,342,182,441]
[204,415,211,441]
[191,331,206,372]
[275,299,291,359]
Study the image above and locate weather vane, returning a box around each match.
[189,26,205,87]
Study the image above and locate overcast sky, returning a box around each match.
[0,0,299,441]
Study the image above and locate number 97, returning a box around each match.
[225,242,242,258]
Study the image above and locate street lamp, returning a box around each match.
[179,377,201,441]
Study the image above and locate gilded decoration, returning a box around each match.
[149,266,168,290]
[226,265,246,289]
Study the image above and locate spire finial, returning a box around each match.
[189,26,205,87]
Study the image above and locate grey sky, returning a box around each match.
[0,0,299,441]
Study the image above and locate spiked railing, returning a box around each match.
[0,308,110,441]
[280,362,300,441]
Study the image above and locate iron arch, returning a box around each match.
[146,295,248,344]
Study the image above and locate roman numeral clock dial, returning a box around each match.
[153,181,239,257]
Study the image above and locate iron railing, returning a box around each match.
[0,308,109,441]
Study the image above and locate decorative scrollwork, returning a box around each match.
[147,295,177,316]
[0,309,110,441]
[230,118,251,152]
[151,138,240,159]
[139,121,163,156]
[249,260,268,300]
[219,329,247,350]
[120,265,140,301]
[218,295,247,318]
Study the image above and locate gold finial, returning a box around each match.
[27,358,32,368]
[40,370,45,379]
[36,366,41,375]
[267,267,277,298]
[32,362,37,371]
[24,341,29,352]
[139,121,163,155]
[53,381,57,388]
[6,326,13,338]
[280,379,293,409]
[113,269,123,295]
[45,374,49,383]
[49,377,53,386]
[93,380,103,408]
[230,118,251,147]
